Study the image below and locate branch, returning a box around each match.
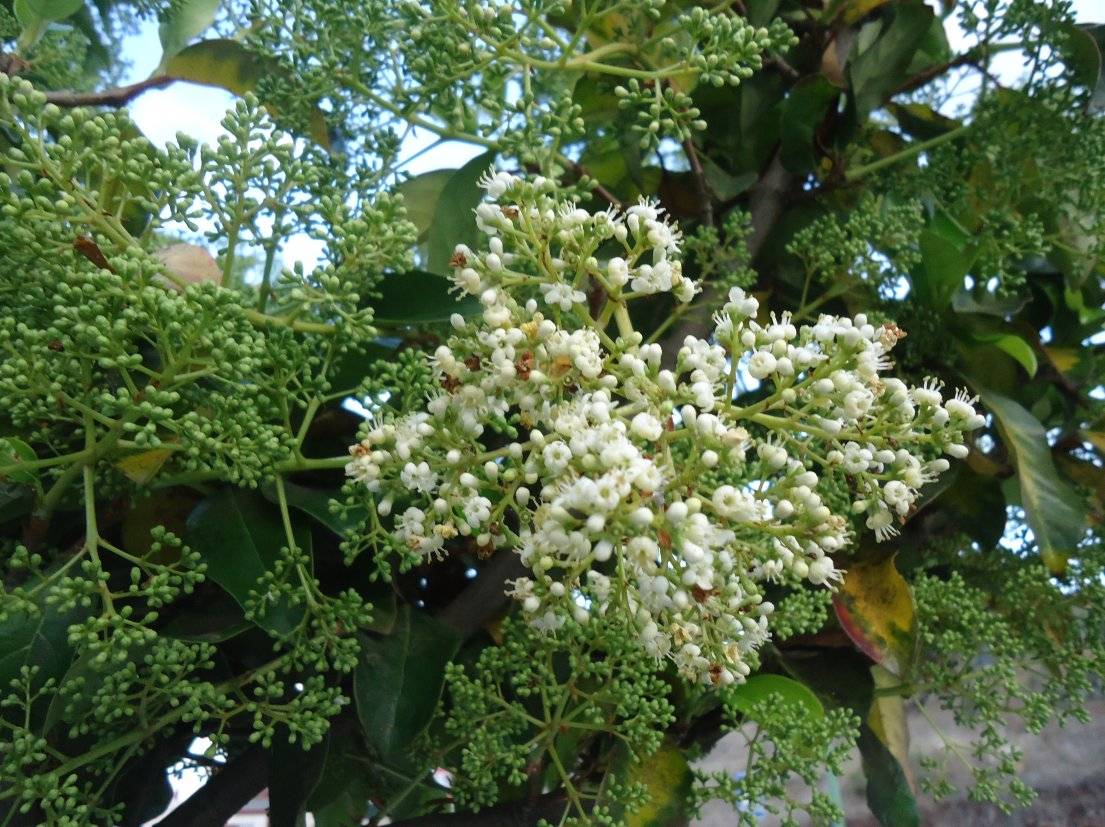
[388,791,574,826]
[44,75,177,108]
[153,745,270,827]
[436,549,528,638]
[682,136,714,227]
[658,149,795,367]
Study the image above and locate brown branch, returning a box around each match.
[435,548,528,638]
[565,158,626,210]
[388,791,575,826]
[153,745,270,827]
[682,136,714,227]
[658,149,796,368]
[44,75,177,108]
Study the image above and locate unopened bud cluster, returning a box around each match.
[347,173,982,686]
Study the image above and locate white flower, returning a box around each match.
[630,412,663,441]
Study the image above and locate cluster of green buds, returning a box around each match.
[347,173,982,686]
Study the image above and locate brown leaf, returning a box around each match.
[156,243,221,288]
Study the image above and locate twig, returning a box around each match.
[44,75,177,108]
[682,136,714,227]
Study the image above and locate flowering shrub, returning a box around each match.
[2,1,1104,826]
[347,174,981,687]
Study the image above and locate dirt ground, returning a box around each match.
[692,698,1105,826]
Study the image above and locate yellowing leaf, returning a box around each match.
[116,448,174,484]
[615,739,692,827]
[1043,346,1080,375]
[832,555,918,678]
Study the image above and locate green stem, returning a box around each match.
[844,124,971,183]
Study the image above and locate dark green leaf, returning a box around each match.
[847,2,935,117]
[887,103,962,140]
[261,479,365,538]
[779,75,839,173]
[951,287,1029,317]
[353,606,460,760]
[270,731,330,827]
[372,269,477,324]
[859,723,920,827]
[184,488,309,636]
[425,150,496,274]
[0,590,87,715]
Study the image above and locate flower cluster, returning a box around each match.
[347,173,982,686]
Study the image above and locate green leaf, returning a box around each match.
[779,75,839,173]
[832,555,918,678]
[847,2,935,117]
[951,286,1028,317]
[372,269,477,325]
[969,332,1038,377]
[425,150,496,274]
[397,169,456,242]
[915,226,975,306]
[0,590,87,712]
[353,606,460,760]
[727,673,825,721]
[14,0,82,26]
[270,731,330,827]
[261,480,365,538]
[158,0,220,64]
[859,722,920,827]
[867,665,915,793]
[973,388,1087,574]
[162,39,331,149]
[184,488,309,636]
[887,103,961,140]
[0,437,37,485]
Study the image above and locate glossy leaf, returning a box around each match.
[425,150,496,274]
[353,606,460,760]
[0,590,88,708]
[970,332,1038,377]
[121,487,201,562]
[915,227,974,306]
[868,665,915,792]
[833,555,918,678]
[261,480,364,538]
[184,488,310,635]
[975,388,1087,574]
[727,673,824,721]
[372,269,477,324]
[847,2,935,117]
